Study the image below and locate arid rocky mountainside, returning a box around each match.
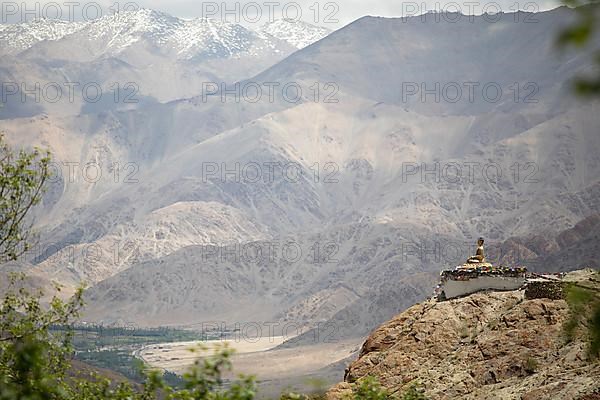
[488,214,600,271]
[327,270,600,400]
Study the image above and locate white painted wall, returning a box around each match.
[441,276,526,299]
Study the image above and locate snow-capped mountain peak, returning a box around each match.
[79,9,262,58]
[259,18,331,49]
[0,18,86,55]
[0,10,328,58]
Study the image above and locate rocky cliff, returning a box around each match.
[328,271,600,400]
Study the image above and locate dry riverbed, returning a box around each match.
[137,337,361,392]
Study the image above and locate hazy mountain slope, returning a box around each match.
[251,8,592,115]
[2,8,600,336]
[27,201,271,295]
[489,213,600,270]
[82,220,441,327]
[0,89,299,227]
[38,97,600,269]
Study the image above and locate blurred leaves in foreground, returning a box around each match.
[0,134,50,262]
[558,1,600,96]
[563,273,600,360]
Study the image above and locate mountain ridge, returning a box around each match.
[0,10,330,57]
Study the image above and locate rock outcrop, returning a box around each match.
[328,284,600,399]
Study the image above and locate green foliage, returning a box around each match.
[0,134,50,262]
[279,394,324,400]
[345,378,428,400]
[557,2,600,96]
[279,392,326,400]
[0,274,84,400]
[59,323,212,383]
[400,382,427,400]
[75,348,146,383]
[523,357,538,374]
[347,376,393,400]
[563,283,600,359]
[279,377,328,400]
[279,394,306,400]
[458,324,469,339]
[589,302,600,358]
[469,327,480,344]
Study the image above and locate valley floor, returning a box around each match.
[137,337,361,396]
